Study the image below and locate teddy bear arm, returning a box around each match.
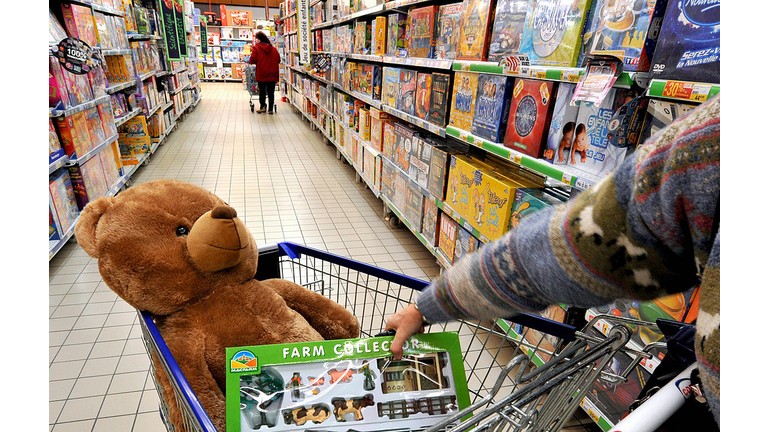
[262,279,361,340]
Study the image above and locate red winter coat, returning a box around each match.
[248,43,281,82]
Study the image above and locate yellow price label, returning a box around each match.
[535,71,546,79]
[459,132,468,141]
[513,155,522,164]
[462,63,472,71]
[692,93,708,102]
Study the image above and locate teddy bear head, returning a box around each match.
[75,179,259,316]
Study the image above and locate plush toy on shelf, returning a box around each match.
[74,179,361,432]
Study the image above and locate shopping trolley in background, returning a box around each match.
[138,242,673,432]
[245,65,259,113]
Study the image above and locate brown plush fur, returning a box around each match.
[75,180,360,431]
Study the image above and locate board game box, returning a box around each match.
[408,6,440,58]
[649,0,720,83]
[61,3,99,48]
[519,0,592,67]
[543,83,579,164]
[382,121,398,163]
[503,78,556,158]
[428,73,451,127]
[49,170,80,234]
[588,0,670,72]
[404,182,426,232]
[421,197,440,246]
[456,0,497,60]
[408,136,434,189]
[397,69,418,115]
[434,3,464,60]
[382,67,401,109]
[226,333,470,432]
[372,16,387,55]
[448,71,479,132]
[470,74,514,143]
[438,211,459,263]
[510,187,566,230]
[387,12,408,56]
[370,107,394,151]
[453,225,480,263]
[393,123,416,173]
[415,73,433,120]
[487,0,531,62]
[638,98,695,144]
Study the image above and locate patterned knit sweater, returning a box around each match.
[417,96,720,425]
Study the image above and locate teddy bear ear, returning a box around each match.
[74,196,116,258]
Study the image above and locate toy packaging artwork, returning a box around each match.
[387,13,408,56]
[396,69,418,115]
[471,74,514,143]
[543,83,579,164]
[421,197,440,246]
[448,71,479,132]
[415,73,433,120]
[649,0,720,83]
[509,187,566,229]
[453,225,479,263]
[434,3,464,60]
[588,0,670,72]
[382,67,401,109]
[438,211,459,263]
[518,0,592,67]
[456,0,497,61]
[428,73,451,127]
[408,6,440,58]
[503,78,556,158]
[487,0,531,62]
[226,333,470,432]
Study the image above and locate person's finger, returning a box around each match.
[390,327,409,360]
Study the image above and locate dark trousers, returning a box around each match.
[258,81,276,112]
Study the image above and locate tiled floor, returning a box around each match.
[49,82,598,431]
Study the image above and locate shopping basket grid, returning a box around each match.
[139,242,663,432]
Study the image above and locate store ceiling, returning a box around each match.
[195,0,282,7]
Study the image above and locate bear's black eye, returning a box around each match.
[176,226,190,237]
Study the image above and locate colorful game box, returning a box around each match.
[503,78,556,158]
[438,212,459,263]
[409,136,434,189]
[588,0,670,72]
[510,187,566,230]
[226,333,470,432]
[649,0,720,83]
[543,83,579,164]
[397,69,418,115]
[435,3,464,60]
[448,71,479,132]
[49,170,80,234]
[408,6,440,58]
[638,98,695,143]
[393,169,410,214]
[68,156,109,210]
[372,16,387,55]
[393,123,416,173]
[415,73,433,121]
[387,12,408,56]
[382,67,401,109]
[568,88,631,176]
[602,95,649,173]
[56,115,89,159]
[61,3,99,48]
[428,146,451,200]
[404,183,426,232]
[117,115,151,165]
[421,198,440,246]
[452,225,479,263]
[455,0,496,61]
[519,0,592,67]
[49,119,65,164]
[470,74,514,143]
[370,107,393,151]
[487,0,530,62]
[428,73,451,127]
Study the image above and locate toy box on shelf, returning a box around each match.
[455,0,497,61]
[226,333,470,432]
[518,0,592,67]
[487,0,529,62]
[503,78,556,157]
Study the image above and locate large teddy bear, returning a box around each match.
[75,179,361,431]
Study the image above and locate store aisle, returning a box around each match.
[49,83,597,431]
[49,82,442,432]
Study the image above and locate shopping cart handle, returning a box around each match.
[505,312,577,342]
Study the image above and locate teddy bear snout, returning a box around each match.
[187,207,252,273]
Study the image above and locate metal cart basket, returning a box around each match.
[245,65,259,113]
[138,242,663,432]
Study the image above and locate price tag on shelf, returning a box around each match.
[458,131,469,141]
[691,84,712,102]
[561,172,572,185]
[574,177,592,190]
[661,80,700,101]
[532,67,547,79]
[512,155,522,165]
[562,70,581,83]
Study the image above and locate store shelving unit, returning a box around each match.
[48,0,202,260]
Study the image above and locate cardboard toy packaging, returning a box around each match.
[392,123,416,173]
[381,157,398,203]
[453,225,480,263]
[408,5,440,58]
[455,0,497,61]
[393,169,409,214]
[649,0,720,83]
[56,114,89,159]
[61,3,100,48]
[117,115,151,165]
[487,0,530,62]
[382,67,401,109]
[404,182,426,231]
[387,12,408,56]
[68,156,109,211]
[448,71,479,132]
[225,333,470,432]
[588,0,670,72]
[421,198,440,246]
[509,187,567,230]
[428,72,451,127]
[543,83,579,165]
[435,3,464,60]
[408,136,434,190]
[382,121,398,163]
[372,16,388,55]
[370,107,394,152]
[503,78,556,158]
[438,211,459,263]
[471,74,514,143]
[49,170,80,234]
[397,69,418,115]
[519,0,592,67]
[415,73,433,121]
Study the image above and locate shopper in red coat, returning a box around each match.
[248,32,281,114]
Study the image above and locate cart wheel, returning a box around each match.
[251,104,254,112]
[387,215,401,229]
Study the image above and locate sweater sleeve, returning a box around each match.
[417,96,720,323]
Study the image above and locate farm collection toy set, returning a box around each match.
[226,333,470,432]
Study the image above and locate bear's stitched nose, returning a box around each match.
[211,205,237,220]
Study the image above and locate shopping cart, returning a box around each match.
[245,65,259,113]
[138,242,666,432]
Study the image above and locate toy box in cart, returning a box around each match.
[225,332,471,432]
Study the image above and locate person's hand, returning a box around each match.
[385,303,426,359]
